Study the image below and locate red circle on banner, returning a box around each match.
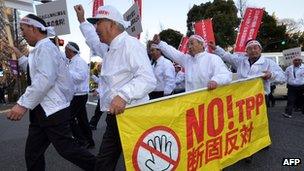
[132,126,181,171]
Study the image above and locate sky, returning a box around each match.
[19,0,304,62]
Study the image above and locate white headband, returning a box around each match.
[245,40,262,50]
[66,42,80,54]
[20,17,56,37]
[189,35,205,44]
[150,43,160,50]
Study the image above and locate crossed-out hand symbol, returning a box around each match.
[145,135,173,171]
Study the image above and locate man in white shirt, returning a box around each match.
[173,63,186,94]
[149,43,176,99]
[209,39,285,162]
[65,41,94,148]
[6,14,96,171]
[283,57,304,118]
[152,34,232,91]
[209,40,285,102]
[74,5,156,170]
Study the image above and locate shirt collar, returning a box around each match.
[254,57,265,64]
[294,64,303,69]
[156,56,164,63]
[109,31,128,50]
[248,56,264,65]
[70,54,80,63]
[193,51,205,59]
[33,37,50,50]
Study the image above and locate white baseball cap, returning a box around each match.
[87,5,130,28]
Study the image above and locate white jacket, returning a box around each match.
[80,22,156,111]
[285,64,304,86]
[68,54,89,95]
[152,56,176,95]
[214,46,286,94]
[158,41,232,91]
[18,38,74,116]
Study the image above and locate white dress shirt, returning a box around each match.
[158,41,232,92]
[18,38,74,116]
[80,22,156,111]
[175,71,185,91]
[285,64,304,86]
[214,46,286,94]
[152,56,176,95]
[68,54,89,95]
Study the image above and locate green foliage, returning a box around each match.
[186,0,239,48]
[159,29,183,49]
[256,12,289,52]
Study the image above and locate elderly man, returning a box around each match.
[6,14,96,171]
[65,41,94,148]
[74,5,156,170]
[209,40,285,101]
[152,34,232,91]
[149,43,176,99]
[209,39,285,163]
[283,57,304,118]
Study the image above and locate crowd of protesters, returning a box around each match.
[2,3,304,171]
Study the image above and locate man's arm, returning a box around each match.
[109,43,157,114]
[74,5,108,57]
[209,41,242,68]
[153,34,187,67]
[17,48,58,110]
[266,60,286,83]
[209,55,233,89]
[7,47,58,121]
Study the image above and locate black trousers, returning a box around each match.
[149,91,164,100]
[268,85,276,107]
[25,105,96,171]
[70,95,94,144]
[0,87,5,103]
[285,84,304,115]
[95,114,122,171]
[173,88,185,94]
[89,99,103,127]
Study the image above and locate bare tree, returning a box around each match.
[236,0,248,18]
[279,18,301,34]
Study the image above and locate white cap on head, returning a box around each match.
[245,40,262,50]
[87,5,130,28]
[150,43,160,50]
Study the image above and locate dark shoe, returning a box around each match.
[89,124,97,130]
[294,108,301,112]
[282,113,292,118]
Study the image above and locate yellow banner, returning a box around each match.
[117,78,271,171]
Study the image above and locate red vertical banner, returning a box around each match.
[194,19,215,52]
[134,0,142,17]
[134,0,142,39]
[178,36,189,54]
[234,8,264,52]
[92,0,104,17]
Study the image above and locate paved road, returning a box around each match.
[0,98,303,171]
